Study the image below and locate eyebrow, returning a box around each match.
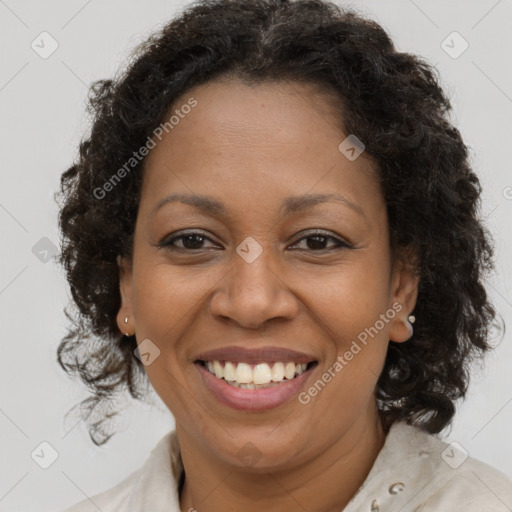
[152,192,366,219]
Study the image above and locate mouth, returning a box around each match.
[195,359,318,389]
[194,357,318,411]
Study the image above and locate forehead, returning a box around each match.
[139,78,384,223]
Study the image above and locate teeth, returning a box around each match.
[213,360,223,379]
[284,362,296,380]
[224,361,236,381]
[203,360,311,385]
[253,363,272,385]
[227,381,283,389]
[271,362,285,381]
[235,362,253,383]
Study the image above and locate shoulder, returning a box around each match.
[419,448,512,511]
[345,421,512,512]
[395,422,512,511]
[57,466,142,512]
[56,430,181,512]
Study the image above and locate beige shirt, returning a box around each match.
[59,421,512,511]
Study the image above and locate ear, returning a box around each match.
[388,248,419,343]
[116,255,134,336]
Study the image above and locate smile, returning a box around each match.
[194,359,318,411]
[197,360,316,389]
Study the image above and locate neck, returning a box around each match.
[178,403,386,512]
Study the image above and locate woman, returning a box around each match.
[56,0,512,510]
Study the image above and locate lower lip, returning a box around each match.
[195,362,317,411]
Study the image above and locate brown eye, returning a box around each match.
[159,231,218,251]
[290,230,352,251]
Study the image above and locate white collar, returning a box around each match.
[96,420,511,511]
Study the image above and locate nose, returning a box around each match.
[209,247,299,329]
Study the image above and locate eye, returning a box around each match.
[289,230,352,251]
[158,230,219,251]
[158,229,353,252]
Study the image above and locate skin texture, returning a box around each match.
[116,78,419,512]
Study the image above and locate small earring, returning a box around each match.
[408,315,415,324]
[123,316,130,337]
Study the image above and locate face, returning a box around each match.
[117,78,418,470]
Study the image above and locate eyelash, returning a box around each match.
[158,229,353,252]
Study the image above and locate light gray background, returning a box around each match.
[0,1,511,510]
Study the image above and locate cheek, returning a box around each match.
[298,256,392,340]
[129,260,205,415]
[131,259,216,339]
[297,257,392,392]
[304,330,389,417]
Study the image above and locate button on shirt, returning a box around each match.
[59,421,512,511]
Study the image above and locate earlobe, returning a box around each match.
[116,255,134,336]
[388,255,420,343]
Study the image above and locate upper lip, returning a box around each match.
[194,345,317,364]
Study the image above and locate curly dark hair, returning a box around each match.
[57,0,503,446]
